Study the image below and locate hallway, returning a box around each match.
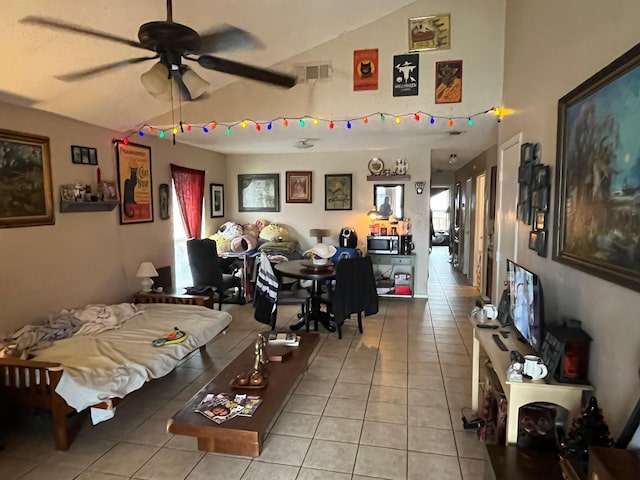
[0,246,485,480]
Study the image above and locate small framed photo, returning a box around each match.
[210,183,224,217]
[88,148,98,165]
[537,230,548,257]
[535,210,546,230]
[529,230,539,251]
[534,165,550,188]
[286,171,312,203]
[80,147,90,164]
[159,183,169,220]
[71,146,82,164]
[60,184,75,201]
[539,186,550,211]
[102,181,118,201]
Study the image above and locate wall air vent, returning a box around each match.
[448,130,465,136]
[296,63,331,82]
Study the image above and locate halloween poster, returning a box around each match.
[435,60,462,104]
[116,142,153,224]
[354,49,378,91]
[393,54,419,97]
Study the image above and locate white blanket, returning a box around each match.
[32,303,231,414]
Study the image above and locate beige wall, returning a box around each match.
[0,102,225,333]
[501,0,640,435]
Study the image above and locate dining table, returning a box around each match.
[273,259,336,332]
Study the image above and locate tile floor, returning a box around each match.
[0,246,488,480]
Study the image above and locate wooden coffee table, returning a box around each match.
[167,331,320,456]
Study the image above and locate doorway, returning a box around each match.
[473,173,486,289]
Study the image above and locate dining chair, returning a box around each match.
[186,238,241,310]
[320,256,378,339]
[254,253,311,330]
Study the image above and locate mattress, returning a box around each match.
[31,303,232,414]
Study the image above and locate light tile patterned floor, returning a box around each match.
[0,246,487,479]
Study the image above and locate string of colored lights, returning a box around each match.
[118,106,511,144]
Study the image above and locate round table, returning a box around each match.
[273,260,336,332]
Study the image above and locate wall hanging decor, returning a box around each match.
[353,49,378,91]
[210,183,224,217]
[238,174,279,212]
[116,141,153,224]
[0,129,54,228]
[71,145,98,165]
[325,174,352,211]
[553,41,640,291]
[159,183,170,220]
[286,171,312,203]
[435,60,462,104]
[408,14,450,52]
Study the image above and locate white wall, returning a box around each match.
[500,0,640,435]
[225,148,432,296]
[0,102,226,333]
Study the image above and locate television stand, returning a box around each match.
[470,320,594,445]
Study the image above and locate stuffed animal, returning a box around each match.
[209,233,231,253]
[255,219,270,232]
[218,221,243,241]
[259,223,289,241]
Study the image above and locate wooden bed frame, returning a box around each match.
[0,295,210,450]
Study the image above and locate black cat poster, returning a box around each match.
[393,54,419,97]
[354,49,378,91]
[116,142,153,224]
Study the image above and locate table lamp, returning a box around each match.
[367,206,380,235]
[136,261,159,292]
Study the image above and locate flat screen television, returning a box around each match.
[506,259,544,352]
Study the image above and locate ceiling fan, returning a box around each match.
[21,0,297,101]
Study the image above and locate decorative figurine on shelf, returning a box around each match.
[253,333,269,373]
[559,396,614,462]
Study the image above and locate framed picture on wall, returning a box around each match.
[116,141,153,224]
[553,42,640,291]
[238,174,279,212]
[210,183,224,217]
[159,183,170,220]
[325,174,352,211]
[286,171,312,203]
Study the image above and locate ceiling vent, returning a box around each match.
[448,154,459,164]
[448,130,465,136]
[296,63,331,82]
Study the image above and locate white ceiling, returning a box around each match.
[2,0,502,171]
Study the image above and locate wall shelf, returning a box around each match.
[367,175,411,182]
[60,201,119,213]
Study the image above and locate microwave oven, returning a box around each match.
[367,235,399,254]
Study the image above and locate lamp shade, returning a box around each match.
[140,62,171,99]
[182,69,210,99]
[367,206,380,220]
[136,262,159,278]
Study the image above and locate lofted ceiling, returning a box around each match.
[2,0,502,171]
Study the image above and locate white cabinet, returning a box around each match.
[369,253,415,298]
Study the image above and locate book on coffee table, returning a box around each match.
[195,393,244,424]
[268,332,299,346]
[238,396,263,417]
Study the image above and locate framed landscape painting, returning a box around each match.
[0,129,54,228]
[238,174,280,212]
[553,42,640,291]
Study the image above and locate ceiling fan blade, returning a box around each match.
[21,16,148,51]
[196,55,296,88]
[55,56,158,82]
[197,24,264,53]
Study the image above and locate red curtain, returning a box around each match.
[170,164,205,239]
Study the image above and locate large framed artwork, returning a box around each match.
[325,174,352,211]
[210,183,224,217]
[116,141,153,224]
[0,129,54,228]
[238,174,280,212]
[286,171,312,203]
[553,42,640,291]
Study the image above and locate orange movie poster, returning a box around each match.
[354,49,378,91]
[117,142,153,224]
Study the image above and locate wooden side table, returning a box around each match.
[133,289,211,307]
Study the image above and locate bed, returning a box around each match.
[0,301,232,450]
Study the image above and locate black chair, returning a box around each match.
[254,254,310,331]
[320,256,378,339]
[186,238,241,310]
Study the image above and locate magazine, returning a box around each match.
[238,395,263,417]
[194,393,263,423]
[268,332,299,346]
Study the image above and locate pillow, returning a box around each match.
[218,221,243,241]
[209,233,231,253]
[259,223,289,241]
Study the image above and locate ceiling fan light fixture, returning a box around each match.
[140,62,171,99]
[182,69,210,100]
